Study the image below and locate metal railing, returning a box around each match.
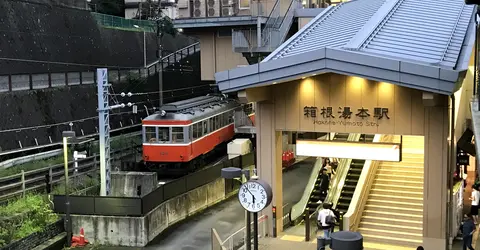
[0,145,140,202]
[232,0,300,52]
[214,214,269,250]
[91,12,156,32]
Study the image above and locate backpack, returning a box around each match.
[326,214,336,225]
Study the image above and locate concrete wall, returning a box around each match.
[198,32,248,81]
[111,171,158,197]
[71,178,229,247]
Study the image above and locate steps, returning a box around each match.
[359,135,424,248]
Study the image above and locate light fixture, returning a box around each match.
[301,77,306,79]
[272,82,277,84]
[312,73,317,76]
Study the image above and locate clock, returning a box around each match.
[238,179,273,213]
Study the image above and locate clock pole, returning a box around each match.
[246,211,252,250]
[253,212,259,250]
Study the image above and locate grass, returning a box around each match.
[0,194,58,247]
[0,134,142,179]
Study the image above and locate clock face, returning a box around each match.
[238,180,271,212]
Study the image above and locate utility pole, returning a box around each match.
[157,19,164,107]
[97,68,133,196]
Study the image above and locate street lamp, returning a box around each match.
[62,130,76,247]
[221,167,253,250]
[134,25,147,68]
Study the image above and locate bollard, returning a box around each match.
[330,231,363,250]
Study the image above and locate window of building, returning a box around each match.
[217,29,232,37]
[145,127,156,143]
[158,127,170,143]
[172,127,184,143]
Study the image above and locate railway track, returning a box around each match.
[0,145,141,203]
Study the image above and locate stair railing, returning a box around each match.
[325,133,361,208]
[342,134,395,231]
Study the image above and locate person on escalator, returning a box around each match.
[319,168,330,201]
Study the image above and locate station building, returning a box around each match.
[216,0,477,249]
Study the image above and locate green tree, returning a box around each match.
[90,0,125,17]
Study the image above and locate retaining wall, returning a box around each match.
[111,171,158,197]
[71,178,228,247]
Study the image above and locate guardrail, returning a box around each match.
[0,145,140,202]
[53,153,254,216]
[215,214,269,250]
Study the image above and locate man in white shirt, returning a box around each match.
[470,185,480,224]
[317,203,336,239]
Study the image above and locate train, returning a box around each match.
[141,95,255,173]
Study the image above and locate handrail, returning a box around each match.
[290,156,324,223]
[325,133,362,208]
[343,134,395,231]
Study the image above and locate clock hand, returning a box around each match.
[246,188,255,203]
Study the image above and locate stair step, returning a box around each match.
[377,169,423,177]
[374,178,423,187]
[375,173,423,181]
[370,189,423,198]
[367,199,423,209]
[364,205,423,216]
[360,221,422,234]
[369,193,422,203]
[379,163,423,169]
[359,227,422,240]
[372,183,422,192]
[361,233,422,248]
[362,215,422,227]
[362,209,423,222]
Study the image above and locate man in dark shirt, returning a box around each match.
[319,168,330,200]
[463,213,476,250]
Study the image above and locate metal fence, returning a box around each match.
[0,145,140,202]
[91,12,156,32]
[53,152,254,216]
[213,214,269,250]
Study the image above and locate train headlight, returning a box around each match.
[160,110,167,116]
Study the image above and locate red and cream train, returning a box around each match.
[141,95,255,172]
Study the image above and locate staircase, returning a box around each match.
[305,133,349,215]
[336,134,375,214]
[359,135,424,247]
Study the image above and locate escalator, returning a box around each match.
[335,134,375,214]
[305,133,349,215]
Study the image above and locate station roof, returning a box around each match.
[215,0,477,95]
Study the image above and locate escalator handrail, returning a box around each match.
[325,133,362,209]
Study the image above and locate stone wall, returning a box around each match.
[71,178,230,247]
[111,171,158,197]
[0,219,64,250]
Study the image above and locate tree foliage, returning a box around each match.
[133,0,178,37]
[90,0,125,17]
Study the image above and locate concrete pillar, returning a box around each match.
[423,105,450,249]
[256,101,283,235]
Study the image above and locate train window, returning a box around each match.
[203,121,208,135]
[172,127,184,143]
[189,126,193,141]
[215,115,219,130]
[158,127,169,143]
[193,123,199,139]
[208,118,213,133]
[228,113,233,124]
[145,127,156,143]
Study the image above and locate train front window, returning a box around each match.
[145,127,156,143]
[172,127,184,143]
[158,127,169,143]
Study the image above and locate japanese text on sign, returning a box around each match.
[303,106,390,127]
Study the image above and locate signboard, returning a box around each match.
[296,140,401,162]
[457,154,469,166]
[303,106,390,127]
